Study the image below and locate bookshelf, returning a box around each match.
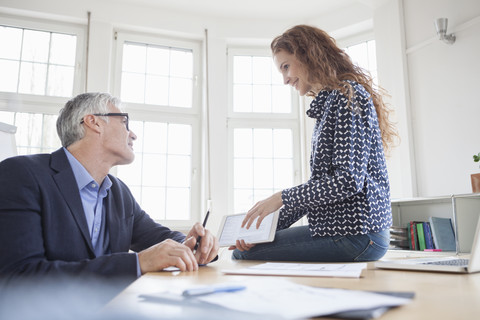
[390,193,480,253]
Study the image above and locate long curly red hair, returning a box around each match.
[271,25,398,155]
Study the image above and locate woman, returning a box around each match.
[230,25,398,262]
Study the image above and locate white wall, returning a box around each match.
[402,0,480,197]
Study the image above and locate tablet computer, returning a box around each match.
[217,211,280,247]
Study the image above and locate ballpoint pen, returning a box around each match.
[193,210,210,253]
[182,284,246,297]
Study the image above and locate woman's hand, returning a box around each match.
[228,239,256,252]
[241,191,283,230]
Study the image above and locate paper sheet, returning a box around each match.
[222,262,367,278]
[141,278,411,319]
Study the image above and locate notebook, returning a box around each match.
[375,218,480,273]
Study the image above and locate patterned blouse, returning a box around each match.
[278,80,392,237]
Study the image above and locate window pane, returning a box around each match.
[272,85,291,113]
[47,65,74,97]
[233,84,252,112]
[170,50,193,78]
[234,158,253,188]
[233,56,251,84]
[116,120,194,222]
[169,77,192,108]
[274,158,293,188]
[273,129,293,158]
[168,124,191,155]
[142,187,166,220]
[252,84,271,113]
[143,122,167,154]
[252,56,271,84]
[50,33,76,65]
[117,154,142,186]
[146,46,169,76]
[167,155,190,187]
[22,29,50,63]
[0,60,19,92]
[232,127,294,212]
[18,62,47,95]
[234,128,253,158]
[253,158,273,189]
[234,189,254,213]
[122,43,146,73]
[121,42,194,109]
[145,75,168,105]
[0,25,76,97]
[253,128,272,158]
[42,114,60,151]
[232,54,291,114]
[0,26,22,59]
[143,153,167,187]
[166,188,190,220]
[121,72,145,103]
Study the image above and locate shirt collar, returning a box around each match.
[63,147,111,192]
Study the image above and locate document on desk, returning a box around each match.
[140,278,412,319]
[222,262,367,278]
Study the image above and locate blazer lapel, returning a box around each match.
[50,148,94,254]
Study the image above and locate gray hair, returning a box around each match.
[56,92,122,147]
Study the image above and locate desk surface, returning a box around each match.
[106,249,480,319]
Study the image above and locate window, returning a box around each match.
[120,42,193,108]
[113,32,201,226]
[0,25,78,97]
[0,111,61,155]
[344,40,377,84]
[228,49,301,214]
[0,16,84,158]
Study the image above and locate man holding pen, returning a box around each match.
[0,92,219,282]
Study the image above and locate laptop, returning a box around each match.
[375,218,480,273]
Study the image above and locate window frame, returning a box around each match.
[0,14,85,113]
[111,30,203,228]
[227,47,302,214]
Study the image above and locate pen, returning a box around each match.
[182,284,246,297]
[193,210,210,252]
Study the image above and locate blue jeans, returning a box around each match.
[232,225,390,262]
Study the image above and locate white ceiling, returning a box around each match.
[110,0,372,20]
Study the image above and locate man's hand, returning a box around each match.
[184,223,219,265]
[138,239,198,274]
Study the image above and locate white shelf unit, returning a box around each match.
[390,193,480,253]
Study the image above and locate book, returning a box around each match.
[422,222,435,250]
[428,217,456,251]
[408,221,417,250]
[416,222,426,251]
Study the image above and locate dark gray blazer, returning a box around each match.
[0,148,185,280]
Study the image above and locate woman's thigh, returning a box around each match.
[232,226,390,262]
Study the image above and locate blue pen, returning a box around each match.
[182,284,246,297]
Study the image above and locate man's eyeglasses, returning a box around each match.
[80,113,130,131]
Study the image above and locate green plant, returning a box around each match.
[474,152,480,166]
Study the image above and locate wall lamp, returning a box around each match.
[434,17,456,45]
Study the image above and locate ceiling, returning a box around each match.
[110,0,373,21]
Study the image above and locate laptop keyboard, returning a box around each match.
[424,258,469,266]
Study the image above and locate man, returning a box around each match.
[0,92,218,281]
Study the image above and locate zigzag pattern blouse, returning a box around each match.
[278,80,392,237]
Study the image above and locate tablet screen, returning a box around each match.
[217,211,279,247]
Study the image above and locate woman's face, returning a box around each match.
[273,50,314,96]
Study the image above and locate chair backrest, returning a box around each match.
[0,122,17,162]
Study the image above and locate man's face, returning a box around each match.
[101,104,137,166]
